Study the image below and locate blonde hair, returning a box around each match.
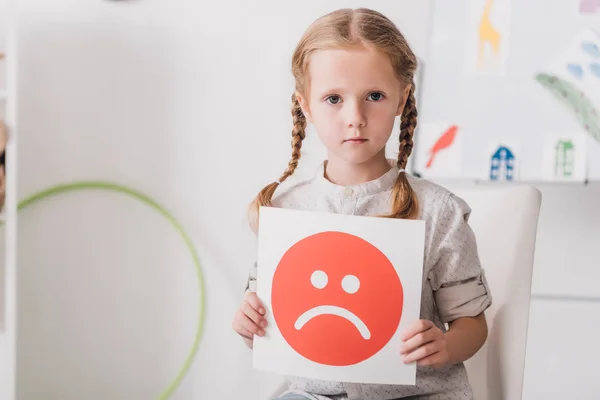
[249,8,419,232]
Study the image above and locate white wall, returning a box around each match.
[5,0,600,399]
[9,1,433,399]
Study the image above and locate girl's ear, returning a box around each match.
[295,91,313,123]
[396,84,412,116]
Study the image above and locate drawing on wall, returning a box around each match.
[555,139,575,177]
[542,133,588,182]
[566,40,600,80]
[567,63,584,79]
[536,29,600,144]
[580,0,600,15]
[582,40,600,58]
[414,123,462,178]
[468,0,511,75]
[489,145,516,181]
[426,125,458,168]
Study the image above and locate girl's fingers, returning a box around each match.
[242,301,268,328]
[400,319,434,341]
[235,325,254,340]
[416,351,448,368]
[245,292,266,315]
[238,312,265,337]
[402,342,439,364]
[232,311,257,339]
[400,327,436,355]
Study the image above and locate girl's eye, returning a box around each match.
[368,92,384,101]
[326,95,341,105]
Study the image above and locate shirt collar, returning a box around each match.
[313,160,401,198]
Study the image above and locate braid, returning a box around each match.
[398,82,417,169]
[248,92,307,233]
[278,93,307,183]
[384,82,419,220]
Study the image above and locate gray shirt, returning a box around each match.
[246,162,492,400]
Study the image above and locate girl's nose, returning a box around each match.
[345,100,367,129]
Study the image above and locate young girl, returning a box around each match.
[232,8,492,400]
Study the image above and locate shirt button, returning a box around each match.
[344,188,353,196]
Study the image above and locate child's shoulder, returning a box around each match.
[405,174,472,220]
[271,175,318,210]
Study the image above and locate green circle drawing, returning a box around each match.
[15,181,205,400]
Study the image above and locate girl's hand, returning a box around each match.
[399,320,450,368]
[232,291,268,342]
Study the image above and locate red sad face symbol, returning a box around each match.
[271,231,403,366]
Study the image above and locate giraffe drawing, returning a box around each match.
[477,0,501,70]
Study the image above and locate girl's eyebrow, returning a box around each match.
[316,86,390,98]
[317,87,344,95]
[318,85,389,93]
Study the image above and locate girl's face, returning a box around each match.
[297,45,410,166]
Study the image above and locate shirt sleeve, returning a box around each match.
[428,193,492,323]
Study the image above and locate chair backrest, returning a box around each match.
[452,185,542,400]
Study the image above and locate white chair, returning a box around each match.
[454,185,542,400]
[269,185,542,400]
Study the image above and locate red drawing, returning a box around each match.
[426,125,459,168]
[271,231,403,366]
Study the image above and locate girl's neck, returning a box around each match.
[324,152,393,187]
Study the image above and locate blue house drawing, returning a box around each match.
[490,146,515,181]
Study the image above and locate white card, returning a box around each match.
[542,133,588,182]
[253,207,425,385]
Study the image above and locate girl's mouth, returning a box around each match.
[344,138,368,143]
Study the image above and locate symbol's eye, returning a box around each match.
[342,275,360,294]
[310,270,328,289]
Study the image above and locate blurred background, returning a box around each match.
[0,0,598,399]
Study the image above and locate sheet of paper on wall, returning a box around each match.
[253,207,425,385]
[535,29,600,145]
[579,0,600,16]
[541,133,588,182]
[466,0,511,76]
[486,141,521,181]
[414,123,463,178]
